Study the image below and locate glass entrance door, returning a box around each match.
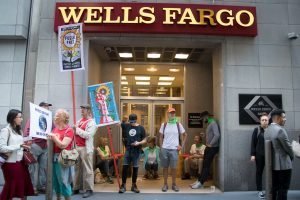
[121,101,183,137]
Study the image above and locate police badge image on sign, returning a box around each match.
[88,82,120,127]
[58,23,84,72]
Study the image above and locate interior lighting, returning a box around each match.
[138,88,149,91]
[135,76,150,81]
[121,81,128,85]
[156,92,166,95]
[147,53,161,59]
[136,82,150,85]
[158,82,172,86]
[147,67,157,72]
[124,68,135,71]
[138,91,149,94]
[169,68,180,72]
[175,53,189,59]
[119,53,133,58]
[159,77,175,81]
[121,76,127,80]
[156,87,168,92]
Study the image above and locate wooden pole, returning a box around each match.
[71,71,76,124]
[106,126,121,188]
[46,139,53,200]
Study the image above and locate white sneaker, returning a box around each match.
[258,191,265,199]
[189,180,199,187]
[191,181,202,189]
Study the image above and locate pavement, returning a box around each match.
[28,190,300,200]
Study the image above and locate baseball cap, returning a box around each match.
[39,102,52,107]
[201,111,212,118]
[80,104,91,110]
[128,113,137,123]
[167,108,176,113]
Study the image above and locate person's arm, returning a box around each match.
[75,120,97,139]
[49,129,73,149]
[250,127,258,161]
[132,127,147,146]
[278,129,294,160]
[0,128,22,152]
[208,122,220,147]
[178,132,187,151]
[96,147,107,160]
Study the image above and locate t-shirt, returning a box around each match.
[53,126,74,153]
[75,118,91,147]
[121,123,146,151]
[97,145,111,159]
[159,122,185,150]
[147,151,157,164]
[190,143,206,155]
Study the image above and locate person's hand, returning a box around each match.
[176,145,182,151]
[250,156,255,161]
[206,144,212,148]
[47,133,57,141]
[21,144,31,150]
[131,141,139,146]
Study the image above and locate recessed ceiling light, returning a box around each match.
[156,88,168,92]
[158,82,172,86]
[138,88,149,91]
[175,53,189,59]
[136,81,150,85]
[147,67,157,72]
[121,76,127,80]
[159,77,175,81]
[135,76,150,81]
[124,68,135,71]
[119,53,133,58]
[122,87,128,89]
[169,68,180,72]
[138,91,149,94]
[156,92,166,95]
[121,81,128,85]
[147,53,161,59]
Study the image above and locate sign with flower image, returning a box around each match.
[58,23,84,72]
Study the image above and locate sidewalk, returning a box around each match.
[29,191,300,200]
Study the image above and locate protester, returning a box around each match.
[142,136,160,179]
[73,104,97,198]
[0,109,34,199]
[191,111,220,189]
[250,113,269,199]
[95,137,116,184]
[265,109,294,200]
[159,108,187,192]
[183,134,206,179]
[48,109,74,200]
[23,101,53,194]
[119,113,147,193]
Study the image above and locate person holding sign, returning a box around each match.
[73,104,97,198]
[0,109,34,200]
[23,101,53,195]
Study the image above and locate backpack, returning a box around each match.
[162,122,182,145]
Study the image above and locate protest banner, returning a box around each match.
[29,103,53,139]
[88,82,120,127]
[58,23,84,72]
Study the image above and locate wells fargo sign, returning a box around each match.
[54,2,257,37]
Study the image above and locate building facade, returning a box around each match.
[0,0,300,191]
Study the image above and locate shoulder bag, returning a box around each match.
[58,128,79,167]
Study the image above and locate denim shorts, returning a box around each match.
[123,149,141,168]
[160,148,178,168]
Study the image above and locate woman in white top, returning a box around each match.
[0,109,34,200]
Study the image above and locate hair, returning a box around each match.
[147,136,156,146]
[99,137,107,146]
[271,109,285,119]
[259,112,269,119]
[6,109,22,135]
[55,109,70,124]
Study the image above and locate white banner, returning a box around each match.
[58,23,84,72]
[29,103,52,139]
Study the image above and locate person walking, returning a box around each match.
[119,113,147,193]
[191,111,220,189]
[0,109,34,200]
[250,113,269,199]
[23,101,53,194]
[159,107,187,192]
[265,109,294,200]
[73,104,97,198]
[48,109,75,200]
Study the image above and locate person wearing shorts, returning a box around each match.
[119,113,147,193]
[159,108,187,192]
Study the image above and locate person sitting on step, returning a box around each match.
[142,136,160,179]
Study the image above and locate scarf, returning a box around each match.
[99,146,107,155]
[168,117,178,124]
[207,117,215,124]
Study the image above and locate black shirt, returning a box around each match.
[251,126,265,157]
[121,123,146,151]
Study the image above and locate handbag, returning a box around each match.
[58,128,79,167]
[23,149,37,165]
[292,140,300,158]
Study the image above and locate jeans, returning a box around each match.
[198,146,219,184]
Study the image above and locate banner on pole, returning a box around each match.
[58,23,84,72]
[29,103,53,139]
[88,82,120,127]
